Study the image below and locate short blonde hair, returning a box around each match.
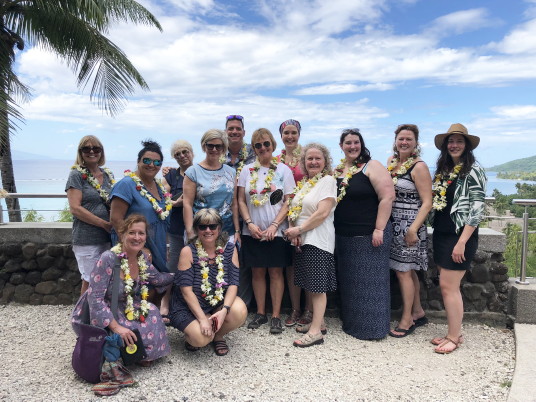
[170,140,194,159]
[201,129,228,153]
[251,128,277,152]
[299,142,333,178]
[75,135,105,166]
[190,208,229,245]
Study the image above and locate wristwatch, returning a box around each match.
[223,305,231,313]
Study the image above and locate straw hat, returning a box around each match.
[434,123,480,150]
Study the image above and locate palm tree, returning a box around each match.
[0,0,162,221]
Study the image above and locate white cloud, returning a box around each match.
[294,83,393,95]
[490,105,536,119]
[423,8,495,38]
[494,19,536,54]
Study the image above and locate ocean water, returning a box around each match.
[1,159,534,221]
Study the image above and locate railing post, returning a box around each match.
[512,199,536,285]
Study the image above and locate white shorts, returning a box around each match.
[72,243,110,282]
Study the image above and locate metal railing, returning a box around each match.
[511,199,536,285]
[0,193,67,224]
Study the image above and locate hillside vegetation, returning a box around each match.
[488,155,536,172]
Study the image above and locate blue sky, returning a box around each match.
[11,0,536,169]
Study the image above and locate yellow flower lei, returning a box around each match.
[196,240,227,306]
[111,243,149,322]
[72,165,115,202]
[221,143,248,177]
[333,159,363,203]
[287,172,325,222]
[248,157,278,207]
[124,170,172,220]
[280,145,302,168]
[387,154,417,185]
[432,163,463,211]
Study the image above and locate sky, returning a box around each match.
[10,0,536,169]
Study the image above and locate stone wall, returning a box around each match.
[0,224,509,317]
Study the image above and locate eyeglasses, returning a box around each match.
[226,115,244,121]
[198,224,218,231]
[342,128,360,135]
[80,146,102,154]
[205,143,223,151]
[142,158,162,167]
[254,141,271,149]
[174,150,190,158]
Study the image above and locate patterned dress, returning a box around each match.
[389,163,428,272]
[71,250,174,362]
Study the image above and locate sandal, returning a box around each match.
[389,325,415,338]
[284,310,301,327]
[161,314,171,327]
[434,336,460,354]
[413,315,429,327]
[296,322,327,335]
[293,332,324,348]
[184,341,200,352]
[431,335,464,346]
[297,310,313,325]
[213,340,229,356]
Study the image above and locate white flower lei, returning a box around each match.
[110,243,149,321]
[220,143,248,177]
[124,170,172,220]
[280,145,302,168]
[333,159,363,203]
[387,154,417,185]
[196,240,227,306]
[432,163,463,211]
[287,172,325,222]
[248,157,278,207]
[72,164,115,202]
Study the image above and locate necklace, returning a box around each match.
[72,165,115,202]
[124,170,172,220]
[196,240,227,306]
[432,163,463,211]
[333,159,363,203]
[287,172,325,222]
[280,145,302,168]
[221,143,249,176]
[110,243,149,322]
[387,153,417,185]
[249,157,278,207]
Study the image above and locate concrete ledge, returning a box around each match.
[507,278,536,324]
[0,222,72,244]
[508,323,536,402]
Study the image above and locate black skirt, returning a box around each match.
[433,230,478,271]
[241,235,292,268]
[294,244,337,293]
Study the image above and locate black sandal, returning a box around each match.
[184,341,200,352]
[212,340,229,356]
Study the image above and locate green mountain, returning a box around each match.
[487,155,536,172]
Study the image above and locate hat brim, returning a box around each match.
[434,132,480,150]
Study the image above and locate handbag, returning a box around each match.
[72,258,121,383]
[119,328,147,365]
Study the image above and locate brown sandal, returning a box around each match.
[431,335,464,346]
[434,336,460,354]
[296,322,327,335]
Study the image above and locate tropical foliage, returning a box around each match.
[487,155,536,173]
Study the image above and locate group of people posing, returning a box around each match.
[69,116,487,368]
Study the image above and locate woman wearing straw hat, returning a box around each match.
[430,123,487,354]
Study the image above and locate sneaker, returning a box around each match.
[247,313,268,329]
[284,310,301,327]
[270,317,283,334]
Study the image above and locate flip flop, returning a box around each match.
[161,314,171,327]
[414,316,429,327]
[389,325,416,338]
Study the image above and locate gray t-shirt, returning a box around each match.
[65,168,113,245]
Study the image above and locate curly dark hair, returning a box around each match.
[137,139,163,162]
[435,134,476,177]
[339,128,371,164]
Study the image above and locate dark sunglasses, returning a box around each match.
[342,128,360,135]
[226,115,244,121]
[174,150,190,158]
[142,158,162,167]
[198,224,218,231]
[205,143,223,151]
[254,141,271,149]
[80,146,102,154]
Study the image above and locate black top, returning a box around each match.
[334,170,378,236]
[164,168,185,235]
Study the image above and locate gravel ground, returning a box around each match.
[0,305,515,401]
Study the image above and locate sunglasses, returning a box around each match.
[142,158,162,167]
[198,224,218,231]
[205,143,223,151]
[80,146,102,154]
[226,115,244,121]
[174,150,190,158]
[342,128,360,135]
[254,141,271,149]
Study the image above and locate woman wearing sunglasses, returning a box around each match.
[110,140,172,274]
[66,135,115,295]
[183,129,239,243]
[237,128,295,334]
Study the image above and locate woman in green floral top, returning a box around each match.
[430,123,487,354]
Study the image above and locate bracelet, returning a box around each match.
[235,230,241,234]
[223,305,231,313]
[245,220,253,225]
[375,228,384,231]
[270,222,279,228]
[298,226,303,234]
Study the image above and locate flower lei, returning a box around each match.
[249,157,278,207]
[387,153,417,185]
[220,143,249,177]
[333,159,363,203]
[280,145,302,168]
[287,172,325,222]
[72,164,116,202]
[111,243,149,322]
[196,240,227,306]
[432,163,463,211]
[124,170,172,220]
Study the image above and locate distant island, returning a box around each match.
[487,155,536,181]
